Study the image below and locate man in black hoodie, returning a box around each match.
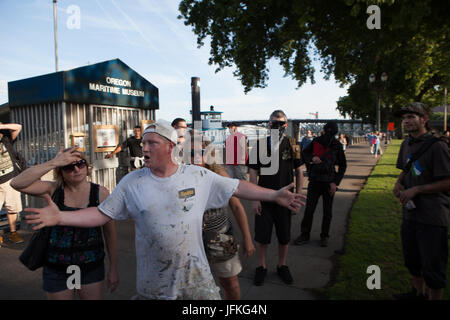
[293,121,347,247]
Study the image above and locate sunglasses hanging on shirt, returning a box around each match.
[190,149,207,157]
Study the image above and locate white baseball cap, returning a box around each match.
[143,119,178,144]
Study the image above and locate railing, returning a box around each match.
[348,136,367,145]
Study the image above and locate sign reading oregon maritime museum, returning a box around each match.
[8,58,159,110]
[88,77,145,97]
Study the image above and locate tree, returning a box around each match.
[179,0,450,119]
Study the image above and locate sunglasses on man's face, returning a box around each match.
[270,120,286,128]
[61,159,87,172]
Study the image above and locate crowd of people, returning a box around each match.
[0,102,448,301]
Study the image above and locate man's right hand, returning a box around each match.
[51,148,81,167]
[24,194,61,230]
[105,153,113,159]
[393,182,404,198]
[252,201,262,216]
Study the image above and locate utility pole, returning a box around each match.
[191,77,200,125]
[444,86,448,131]
[369,72,388,132]
[53,0,58,72]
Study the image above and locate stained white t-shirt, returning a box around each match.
[98,164,239,300]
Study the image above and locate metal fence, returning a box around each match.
[10,102,154,192]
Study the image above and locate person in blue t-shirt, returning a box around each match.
[300,130,313,150]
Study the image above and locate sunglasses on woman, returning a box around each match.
[61,159,87,172]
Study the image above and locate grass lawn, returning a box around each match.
[326,139,450,300]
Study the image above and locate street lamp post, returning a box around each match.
[434,85,448,132]
[53,0,58,72]
[444,86,448,132]
[369,72,388,132]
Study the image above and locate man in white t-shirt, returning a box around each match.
[24,119,305,300]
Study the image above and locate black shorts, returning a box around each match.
[42,263,105,293]
[254,202,291,245]
[401,219,448,289]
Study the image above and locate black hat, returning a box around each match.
[394,102,429,118]
[323,121,338,135]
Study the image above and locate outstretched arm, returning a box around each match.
[233,181,305,213]
[24,194,112,230]
[105,145,123,159]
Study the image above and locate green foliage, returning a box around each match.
[430,112,450,121]
[178,0,450,120]
[327,140,450,300]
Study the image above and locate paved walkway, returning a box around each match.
[0,142,386,299]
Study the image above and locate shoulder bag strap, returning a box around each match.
[403,137,439,173]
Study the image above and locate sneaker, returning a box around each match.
[277,265,293,285]
[393,288,428,300]
[320,237,329,247]
[254,266,267,286]
[293,234,310,245]
[8,231,24,244]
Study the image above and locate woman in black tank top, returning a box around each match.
[11,148,119,300]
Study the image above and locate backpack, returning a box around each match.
[288,137,301,160]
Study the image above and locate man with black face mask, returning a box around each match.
[293,121,347,247]
[248,110,303,286]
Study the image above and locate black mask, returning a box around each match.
[270,120,286,129]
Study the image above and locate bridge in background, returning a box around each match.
[222,119,372,141]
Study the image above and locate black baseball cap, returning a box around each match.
[394,102,429,117]
[323,121,338,135]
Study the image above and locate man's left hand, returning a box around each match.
[274,183,306,213]
[399,187,419,206]
[329,183,337,196]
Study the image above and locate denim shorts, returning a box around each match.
[42,263,105,293]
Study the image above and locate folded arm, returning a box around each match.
[399,178,450,205]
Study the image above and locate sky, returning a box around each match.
[0,0,349,122]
